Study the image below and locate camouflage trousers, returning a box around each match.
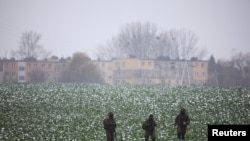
[105,130,115,141]
[177,126,187,140]
[145,130,156,141]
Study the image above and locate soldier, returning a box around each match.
[103,112,116,141]
[174,108,190,140]
[142,114,157,141]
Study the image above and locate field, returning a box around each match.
[0,83,249,140]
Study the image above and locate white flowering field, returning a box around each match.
[0,83,249,140]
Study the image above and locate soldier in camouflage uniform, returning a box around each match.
[103,112,116,141]
[142,114,157,141]
[174,108,190,140]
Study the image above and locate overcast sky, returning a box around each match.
[0,0,250,61]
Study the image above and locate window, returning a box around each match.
[171,64,175,69]
[161,63,165,69]
[195,72,199,77]
[141,71,145,77]
[115,62,120,68]
[201,63,204,68]
[202,72,205,78]
[12,63,16,68]
[19,76,25,80]
[19,67,25,71]
[48,64,51,68]
[109,75,112,79]
[148,61,151,66]
[175,71,179,76]
[102,72,105,77]
[12,72,16,77]
[141,61,145,67]
[161,71,165,77]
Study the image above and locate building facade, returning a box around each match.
[94,57,208,85]
[0,57,208,85]
[0,58,68,83]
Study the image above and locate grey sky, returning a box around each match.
[0,0,250,60]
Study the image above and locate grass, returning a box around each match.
[0,83,249,140]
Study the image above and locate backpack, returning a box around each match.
[142,122,146,130]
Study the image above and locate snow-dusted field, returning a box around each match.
[0,83,249,140]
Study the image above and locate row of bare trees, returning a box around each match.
[96,22,207,60]
[11,22,250,86]
[12,22,207,62]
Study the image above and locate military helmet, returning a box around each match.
[149,114,154,118]
[108,112,114,117]
[180,108,186,114]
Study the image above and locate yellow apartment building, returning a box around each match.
[94,58,208,85]
[111,58,156,84]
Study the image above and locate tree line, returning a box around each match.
[95,22,207,60]
[9,22,250,87]
[207,53,250,87]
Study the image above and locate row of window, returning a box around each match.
[101,70,206,79]
[2,63,53,69]
[112,61,206,69]
[18,66,65,72]
[27,63,52,69]
[112,71,199,78]
[114,79,176,84]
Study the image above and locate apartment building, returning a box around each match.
[0,58,68,83]
[0,57,208,85]
[95,58,208,85]
[0,58,18,82]
[25,59,56,82]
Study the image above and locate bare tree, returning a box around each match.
[170,29,207,60]
[96,22,207,60]
[231,51,250,86]
[12,31,51,59]
[96,22,159,59]
[210,52,250,87]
